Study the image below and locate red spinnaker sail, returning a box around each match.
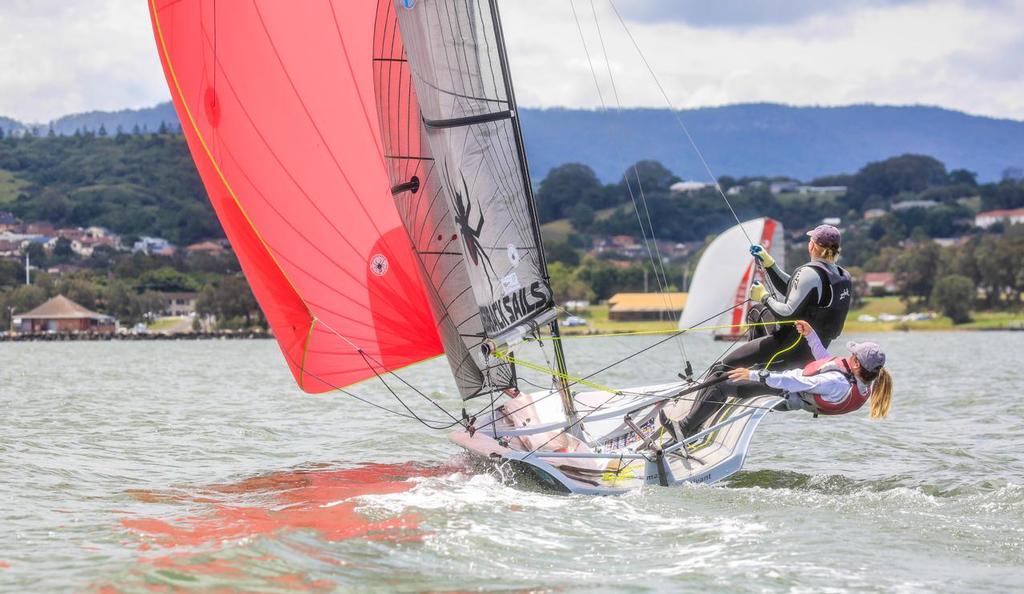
[149,0,442,393]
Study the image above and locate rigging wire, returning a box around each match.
[283,355,463,430]
[525,319,796,342]
[518,365,785,463]
[569,0,689,366]
[606,0,754,248]
[498,331,803,460]
[605,0,785,302]
[590,0,678,316]
[313,317,467,429]
[577,0,678,314]
[472,299,756,433]
[497,321,801,403]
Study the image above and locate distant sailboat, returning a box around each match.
[149,0,782,494]
[679,218,785,341]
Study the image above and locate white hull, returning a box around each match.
[449,383,781,495]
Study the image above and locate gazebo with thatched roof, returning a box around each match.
[13,295,117,333]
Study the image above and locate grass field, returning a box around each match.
[0,169,27,204]
[561,304,677,335]
[146,317,193,333]
[844,296,1024,331]
[558,296,1024,336]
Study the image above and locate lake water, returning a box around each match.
[1,332,1023,593]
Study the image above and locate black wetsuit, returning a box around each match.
[665,258,853,438]
[723,259,852,369]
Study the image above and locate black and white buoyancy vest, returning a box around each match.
[801,261,853,343]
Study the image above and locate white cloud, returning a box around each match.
[0,0,1022,122]
[0,0,167,123]
[501,0,1024,120]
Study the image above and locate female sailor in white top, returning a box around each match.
[664,321,893,440]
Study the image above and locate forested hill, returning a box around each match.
[1,103,181,137]
[518,104,1024,183]
[2,102,1022,182]
[47,103,181,136]
[0,133,218,245]
[0,116,22,136]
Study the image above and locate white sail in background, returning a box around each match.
[678,218,785,338]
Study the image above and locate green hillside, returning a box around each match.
[0,170,27,204]
[0,133,219,244]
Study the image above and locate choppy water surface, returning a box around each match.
[1,332,1023,593]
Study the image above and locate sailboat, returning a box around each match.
[679,218,785,341]
[149,0,782,495]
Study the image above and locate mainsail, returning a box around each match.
[679,218,785,338]
[372,0,515,399]
[389,0,556,349]
[149,1,443,393]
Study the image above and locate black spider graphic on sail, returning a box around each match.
[441,163,498,282]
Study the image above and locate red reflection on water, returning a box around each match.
[123,462,451,548]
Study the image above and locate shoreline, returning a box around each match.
[0,330,272,342]
[3,320,1022,342]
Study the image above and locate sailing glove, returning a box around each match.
[750,281,767,303]
[750,244,775,268]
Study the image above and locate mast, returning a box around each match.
[488,0,580,433]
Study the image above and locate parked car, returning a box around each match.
[563,315,588,327]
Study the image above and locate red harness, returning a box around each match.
[801,356,870,415]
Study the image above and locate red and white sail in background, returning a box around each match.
[678,218,785,339]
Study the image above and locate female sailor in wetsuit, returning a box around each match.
[728,223,853,369]
[664,320,893,440]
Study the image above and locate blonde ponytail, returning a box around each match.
[819,245,840,262]
[868,368,893,420]
[810,241,841,263]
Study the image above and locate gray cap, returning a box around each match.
[847,341,885,372]
[807,224,841,249]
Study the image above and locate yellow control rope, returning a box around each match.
[764,333,804,370]
[526,320,798,342]
[499,321,805,395]
[493,350,621,394]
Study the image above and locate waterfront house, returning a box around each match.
[608,292,687,321]
[185,240,226,255]
[891,199,938,211]
[670,180,708,194]
[161,291,199,316]
[132,236,174,255]
[864,272,898,295]
[798,185,848,195]
[770,181,800,194]
[12,295,116,333]
[975,208,1024,228]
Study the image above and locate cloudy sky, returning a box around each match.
[1,0,1022,123]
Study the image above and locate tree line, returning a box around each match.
[537,154,1024,261]
[869,225,1024,323]
[0,248,263,331]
